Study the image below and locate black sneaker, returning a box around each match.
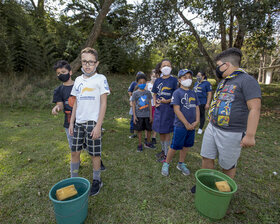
[155,151,164,159]
[152,138,157,145]
[144,138,147,145]
[144,142,156,149]
[191,185,196,194]
[90,179,103,196]
[129,134,137,139]
[101,160,106,171]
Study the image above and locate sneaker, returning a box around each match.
[152,138,157,145]
[137,144,143,152]
[161,162,169,176]
[197,128,203,134]
[144,138,147,145]
[157,155,166,163]
[191,185,196,194]
[100,160,106,171]
[176,163,190,176]
[155,151,164,159]
[144,142,156,149]
[90,179,103,196]
[129,134,137,139]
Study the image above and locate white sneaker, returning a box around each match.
[197,129,203,134]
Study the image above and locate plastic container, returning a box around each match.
[49,177,90,224]
[195,169,237,220]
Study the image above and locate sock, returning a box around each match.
[160,141,164,152]
[70,162,80,177]
[93,169,101,181]
[164,141,170,156]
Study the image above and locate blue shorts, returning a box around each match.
[171,126,195,150]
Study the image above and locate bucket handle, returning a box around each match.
[54,197,88,218]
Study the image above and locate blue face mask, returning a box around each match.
[138,83,146,90]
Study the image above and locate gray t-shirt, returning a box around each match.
[211,72,261,132]
[132,90,152,118]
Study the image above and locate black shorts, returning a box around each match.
[72,121,101,157]
[134,117,152,131]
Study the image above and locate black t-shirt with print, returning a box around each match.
[53,85,74,128]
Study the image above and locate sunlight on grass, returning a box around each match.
[114,117,129,129]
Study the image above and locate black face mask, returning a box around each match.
[58,73,70,82]
[215,63,226,79]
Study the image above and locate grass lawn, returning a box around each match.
[0,74,279,223]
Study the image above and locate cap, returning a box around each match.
[178,69,193,78]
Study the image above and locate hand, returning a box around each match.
[185,123,194,130]
[90,125,101,140]
[133,116,138,124]
[240,135,255,148]
[150,116,153,123]
[155,98,161,107]
[191,121,198,129]
[69,123,74,136]
[52,105,60,115]
[205,104,210,110]
[160,98,169,104]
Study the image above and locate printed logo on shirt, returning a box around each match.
[213,84,237,127]
[138,95,149,110]
[156,83,172,97]
[82,87,95,94]
[181,93,197,109]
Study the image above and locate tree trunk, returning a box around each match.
[233,15,246,49]
[70,0,115,74]
[217,0,227,50]
[229,8,234,48]
[258,53,263,83]
[177,10,216,77]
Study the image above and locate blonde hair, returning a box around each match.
[81,47,98,61]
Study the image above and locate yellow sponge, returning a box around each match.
[215,181,231,192]
[56,184,78,201]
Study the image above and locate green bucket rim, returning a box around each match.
[195,169,238,195]
[49,177,90,204]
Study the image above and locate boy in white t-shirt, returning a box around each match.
[69,47,110,196]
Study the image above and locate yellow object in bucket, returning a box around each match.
[56,184,78,201]
[215,181,231,192]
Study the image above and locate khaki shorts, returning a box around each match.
[200,123,244,170]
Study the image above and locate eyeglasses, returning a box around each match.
[81,60,97,66]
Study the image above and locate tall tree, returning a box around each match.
[70,0,115,73]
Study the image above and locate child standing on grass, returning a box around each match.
[128,72,145,139]
[146,70,158,145]
[162,69,200,176]
[69,47,110,196]
[152,59,178,162]
[132,73,155,152]
[52,60,75,154]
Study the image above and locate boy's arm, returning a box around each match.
[205,91,212,110]
[149,100,153,122]
[69,100,77,136]
[132,100,138,124]
[91,93,107,140]
[173,105,193,130]
[241,98,261,148]
[191,105,200,128]
[52,102,63,115]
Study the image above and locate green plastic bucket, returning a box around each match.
[195,169,237,220]
[49,177,90,224]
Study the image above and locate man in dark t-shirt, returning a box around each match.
[199,48,261,180]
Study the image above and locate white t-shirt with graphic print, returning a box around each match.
[71,73,110,123]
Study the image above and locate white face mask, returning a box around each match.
[181,79,192,87]
[161,66,172,76]
[81,67,96,77]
